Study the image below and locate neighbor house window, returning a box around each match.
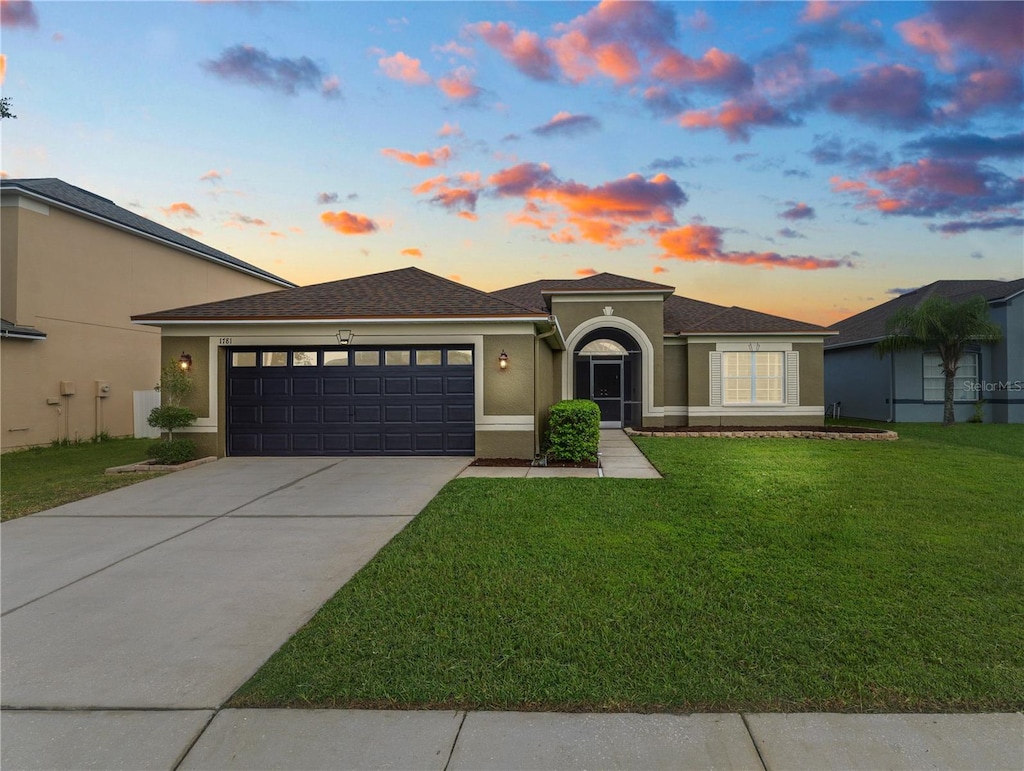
[923,352,978,402]
[722,351,784,405]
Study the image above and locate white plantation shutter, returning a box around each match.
[786,350,800,405]
[710,351,722,406]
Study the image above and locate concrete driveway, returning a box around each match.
[1,457,467,713]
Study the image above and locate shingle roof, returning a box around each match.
[134,267,548,322]
[1,318,47,339]
[0,178,294,288]
[493,273,674,312]
[826,278,1024,348]
[495,275,830,335]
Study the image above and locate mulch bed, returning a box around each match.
[470,457,600,468]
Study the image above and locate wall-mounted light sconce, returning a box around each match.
[336,329,352,345]
[498,350,509,370]
[178,352,193,371]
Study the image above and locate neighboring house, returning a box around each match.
[0,178,295,451]
[132,268,834,459]
[824,279,1024,424]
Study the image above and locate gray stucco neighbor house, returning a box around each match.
[133,267,835,458]
[824,279,1024,424]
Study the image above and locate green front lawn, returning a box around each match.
[233,423,1024,713]
[1,438,164,521]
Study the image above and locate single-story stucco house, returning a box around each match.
[824,279,1024,424]
[132,268,835,458]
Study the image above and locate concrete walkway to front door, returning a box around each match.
[457,429,661,479]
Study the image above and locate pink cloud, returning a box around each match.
[412,172,482,217]
[381,145,452,167]
[830,158,1024,217]
[799,1,846,24]
[199,169,223,182]
[659,223,852,270]
[437,66,480,100]
[320,210,378,235]
[1,0,38,29]
[651,48,753,93]
[531,111,601,137]
[896,16,955,71]
[943,67,1023,118]
[467,21,556,81]
[827,64,932,129]
[678,99,798,142]
[378,51,431,85]
[401,247,423,258]
[652,265,669,274]
[575,267,598,276]
[161,202,199,218]
[0,54,6,86]
[438,121,463,137]
[780,202,815,220]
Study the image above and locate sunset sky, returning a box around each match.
[2,0,1021,325]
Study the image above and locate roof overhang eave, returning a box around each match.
[131,314,552,327]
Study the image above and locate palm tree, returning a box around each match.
[876,295,1002,426]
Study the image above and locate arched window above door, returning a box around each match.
[579,338,628,355]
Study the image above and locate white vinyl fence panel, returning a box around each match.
[133,390,161,438]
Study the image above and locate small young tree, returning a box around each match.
[148,359,197,441]
[876,295,1002,427]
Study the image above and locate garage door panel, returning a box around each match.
[227,346,475,456]
[262,405,290,425]
[353,378,381,395]
[446,376,474,394]
[384,377,412,395]
[414,377,443,395]
[353,433,381,452]
[292,378,320,396]
[292,405,320,423]
[323,405,350,424]
[385,405,413,423]
[262,378,290,396]
[323,433,351,452]
[353,405,381,423]
[384,432,413,452]
[415,404,444,423]
[292,434,321,453]
[447,404,475,423]
[230,377,259,397]
[323,378,350,395]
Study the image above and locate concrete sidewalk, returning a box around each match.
[3,708,1019,770]
[458,429,661,479]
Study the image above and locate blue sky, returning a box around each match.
[2,0,1021,324]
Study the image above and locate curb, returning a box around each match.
[105,456,219,474]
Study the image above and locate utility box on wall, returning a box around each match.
[60,381,75,396]
[96,380,111,398]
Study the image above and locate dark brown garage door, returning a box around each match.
[226,346,475,456]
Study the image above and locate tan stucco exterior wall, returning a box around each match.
[482,334,534,416]
[794,342,825,406]
[663,341,687,410]
[1,199,285,450]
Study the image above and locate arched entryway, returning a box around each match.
[573,328,642,428]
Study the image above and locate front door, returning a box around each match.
[592,360,623,428]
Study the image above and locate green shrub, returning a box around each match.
[149,439,197,465]
[546,399,601,462]
[147,405,197,438]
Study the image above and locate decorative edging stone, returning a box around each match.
[625,428,898,441]
[105,456,218,474]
